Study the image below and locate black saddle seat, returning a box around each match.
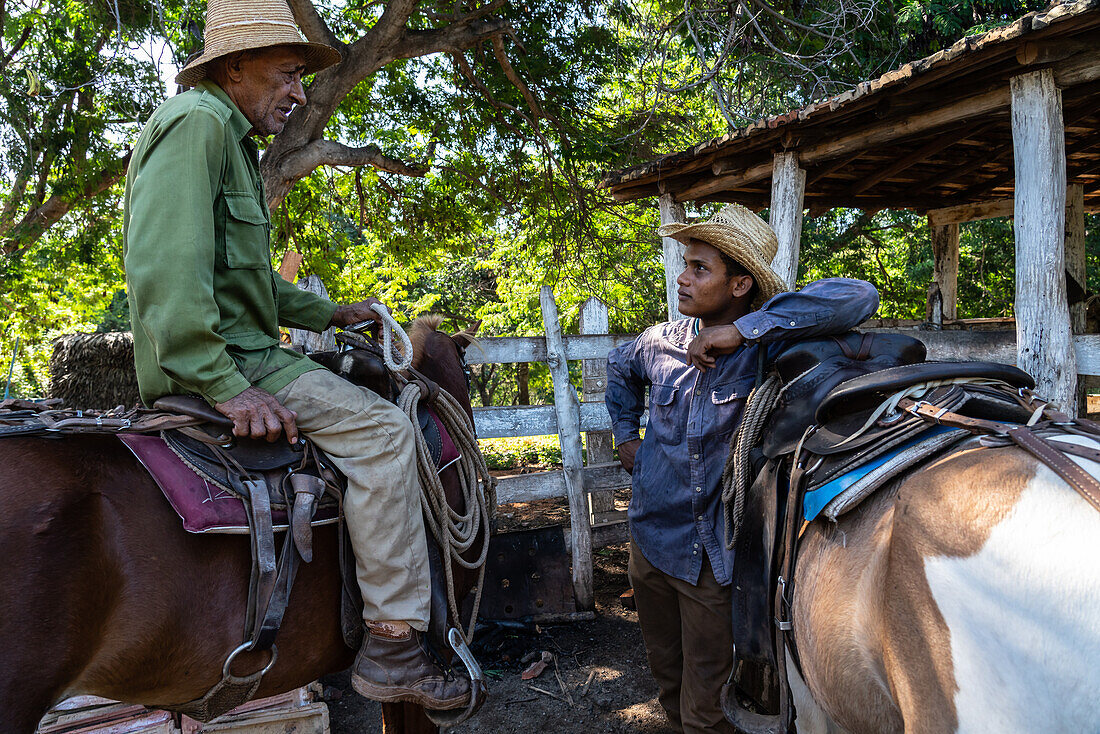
[762,332,927,458]
[816,360,1034,424]
[153,395,307,483]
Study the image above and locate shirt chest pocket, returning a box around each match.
[709,377,756,442]
[648,383,685,445]
[223,192,271,269]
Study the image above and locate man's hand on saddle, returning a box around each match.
[215,386,299,444]
[686,324,744,372]
[330,297,388,329]
[617,438,641,474]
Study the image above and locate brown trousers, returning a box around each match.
[629,539,736,734]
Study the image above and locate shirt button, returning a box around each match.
[697,515,703,521]
[695,486,702,492]
[692,550,698,556]
[790,320,796,326]
[693,543,699,548]
[752,328,759,334]
[692,453,700,460]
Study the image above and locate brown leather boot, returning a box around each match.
[350,626,472,710]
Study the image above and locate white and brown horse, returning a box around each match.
[786,437,1100,733]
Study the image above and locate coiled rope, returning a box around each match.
[721,374,782,550]
[397,378,496,643]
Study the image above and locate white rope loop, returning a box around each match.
[358,303,413,372]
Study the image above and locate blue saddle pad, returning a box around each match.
[801,426,955,521]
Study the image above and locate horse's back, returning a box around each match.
[795,442,1100,734]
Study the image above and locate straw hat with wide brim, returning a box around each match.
[175,0,342,88]
[657,203,788,308]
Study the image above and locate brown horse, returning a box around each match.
[0,318,482,734]
[786,439,1100,733]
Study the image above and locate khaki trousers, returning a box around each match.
[275,368,431,631]
[628,539,735,734]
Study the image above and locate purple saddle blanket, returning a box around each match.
[118,407,461,534]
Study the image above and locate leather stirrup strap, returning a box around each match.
[242,475,277,645]
[1006,427,1100,514]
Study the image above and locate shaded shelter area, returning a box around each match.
[600,0,1100,413]
[602,2,1100,214]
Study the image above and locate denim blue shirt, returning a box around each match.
[605,278,879,586]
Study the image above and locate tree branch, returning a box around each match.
[395,16,510,60]
[266,140,427,209]
[1,151,131,256]
[286,0,341,50]
[0,24,29,72]
[491,35,543,120]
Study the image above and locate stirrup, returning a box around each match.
[424,628,487,726]
[721,681,786,734]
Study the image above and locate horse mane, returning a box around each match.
[408,315,446,369]
[407,315,480,370]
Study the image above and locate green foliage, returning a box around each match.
[0,0,1064,403]
[479,435,564,470]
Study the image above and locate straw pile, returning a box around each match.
[50,332,141,409]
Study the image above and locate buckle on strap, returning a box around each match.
[774,575,793,631]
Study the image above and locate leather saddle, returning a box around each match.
[148,344,458,665]
[726,332,1041,732]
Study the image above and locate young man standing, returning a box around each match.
[605,204,878,733]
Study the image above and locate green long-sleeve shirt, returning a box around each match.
[123,81,336,406]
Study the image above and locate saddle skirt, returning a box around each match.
[119,402,460,535]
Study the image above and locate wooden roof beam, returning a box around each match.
[928,198,1014,226]
[848,122,989,196]
[807,153,864,185]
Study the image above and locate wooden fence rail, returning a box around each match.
[296,276,1100,613]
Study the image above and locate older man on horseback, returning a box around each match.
[605,204,878,733]
[122,0,470,711]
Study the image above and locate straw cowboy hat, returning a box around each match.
[657,203,788,307]
[175,0,342,87]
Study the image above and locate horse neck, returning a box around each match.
[415,332,473,419]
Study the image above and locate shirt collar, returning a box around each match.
[196,80,254,141]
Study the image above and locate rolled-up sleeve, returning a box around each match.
[124,109,250,404]
[606,332,651,445]
[734,278,879,343]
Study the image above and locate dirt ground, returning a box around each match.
[321,541,673,734]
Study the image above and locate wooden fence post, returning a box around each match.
[769,151,807,289]
[580,297,619,526]
[541,286,594,610]
[659,194,687,320]
[1011,69,1076,413]
[289,275,336,352]
[930,221,960,322]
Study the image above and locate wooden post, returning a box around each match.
[929,222,960,321]
[769,152,807,289]
[1011,69,1076,413]
[1067,183,1087,334]
[540,286,593,610]
[580,297,618,526]
[659,193,686,320]
[289,274,336,352]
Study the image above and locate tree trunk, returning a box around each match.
[516,362,530,405]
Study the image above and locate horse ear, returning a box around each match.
[453,320,482,348]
